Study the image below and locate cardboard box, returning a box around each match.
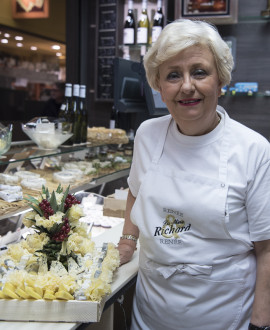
[103,190,128,219]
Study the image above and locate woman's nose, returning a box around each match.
[180,76,195,94]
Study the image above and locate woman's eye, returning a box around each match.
[167,72,180,80]
[193,69,207,78]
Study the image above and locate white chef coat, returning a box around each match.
[128,106,270,330]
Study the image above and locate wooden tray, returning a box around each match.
[0,296,106,323]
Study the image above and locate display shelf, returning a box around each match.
[0,142,108,166]
[0,167,130,221]
[0,141,131,221]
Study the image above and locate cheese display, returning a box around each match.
[62,161,97,175]
[79,193,124,228]
[0,185,120,303]
[0,171,46,202]
[87,127,129,145]
[0,150,131,218]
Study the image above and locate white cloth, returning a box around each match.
[128,106,270,330]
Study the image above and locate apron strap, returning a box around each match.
[152,116,172,165]
[218,106,230,183]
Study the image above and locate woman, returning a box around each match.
[117,19,270,330]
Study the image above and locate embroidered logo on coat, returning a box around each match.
[153,209,191,245]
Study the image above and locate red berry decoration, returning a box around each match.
[51,216,71,242]
[64,194,81,211]
[39,199,54,219]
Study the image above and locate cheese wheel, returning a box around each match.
[63,168,84,179]
[0,190,23,202]
[53,171,76,184]
[0,184,22,192]
[20,178,46,190]
[0,173,19,185]
[14,171,40,182]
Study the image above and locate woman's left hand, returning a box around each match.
[117,242,136,265]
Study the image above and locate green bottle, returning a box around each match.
[59,83,73,146]
[123,0,136,45]
[151,0,164,44]
[79,85,88,144]
[72,84,81,145]
[137,0,149,45]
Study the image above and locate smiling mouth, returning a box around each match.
[179,99,201,106]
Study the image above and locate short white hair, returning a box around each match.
[144,19,234,91]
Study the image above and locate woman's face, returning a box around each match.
[158,45,222,135]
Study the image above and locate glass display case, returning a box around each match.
[0,140,131,221]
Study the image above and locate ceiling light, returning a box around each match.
[16,43,23,47]
[15,36,23,41]
[31,46,37,51]
[1,39,8,44]
[4,33,10,38]
[52,45,60,50]
[56,52,62,57]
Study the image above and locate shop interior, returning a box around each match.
[0,0,270,329]
[0,0,270,139]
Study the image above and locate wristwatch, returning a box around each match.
[249,323,270,330]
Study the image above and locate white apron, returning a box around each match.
[130,111,256,330]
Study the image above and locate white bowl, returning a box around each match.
[21,118,73,150]
[0,123,12,156]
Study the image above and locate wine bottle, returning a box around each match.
[151,0,164,44]
[123,0,136,45]
[72,84,81,145]
[137,0,149,45]
[79,84,88,144]
[59,83,73,146]
[110,106,116,129]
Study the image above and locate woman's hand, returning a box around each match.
[117,242,136,265]
[117,189,139,265]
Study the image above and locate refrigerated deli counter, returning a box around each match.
[0,141,138,329]
[0,141,132,220]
